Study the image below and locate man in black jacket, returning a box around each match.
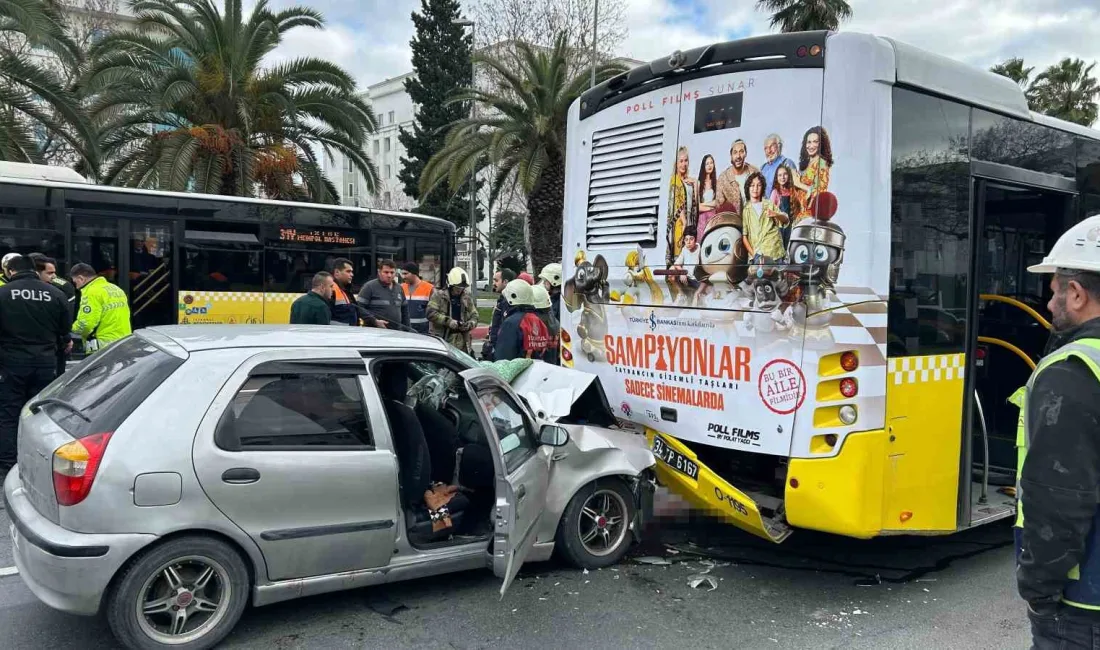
[0,255,72,479]
[29,253,77,375]
[1015,214,1100,649]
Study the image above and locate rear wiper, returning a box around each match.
[28,398,91,423]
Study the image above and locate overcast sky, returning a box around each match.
[261,0,1100,92]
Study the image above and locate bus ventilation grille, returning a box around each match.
[586,117,664,249]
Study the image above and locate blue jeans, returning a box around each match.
[1030,610,1100,650]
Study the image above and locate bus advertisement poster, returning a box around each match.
[562,63,894,458]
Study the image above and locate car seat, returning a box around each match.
[377,364,468,543]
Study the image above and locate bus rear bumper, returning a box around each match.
[644,429,792,543]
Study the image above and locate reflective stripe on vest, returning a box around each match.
[1014,337,1100,611]
[403,281,433,326]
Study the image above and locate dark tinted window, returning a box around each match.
[66,189,178,217]
[971,109,1076,178]
[1078,137,1100,221]
[216,374,371,450]
[39,336,184,438]
[888,88,971,357]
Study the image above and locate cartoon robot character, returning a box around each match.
[621,247,664,306]
[693,207,749,308]
[563,250,610,363]
[746,257,794,333]
[786,192,845,328]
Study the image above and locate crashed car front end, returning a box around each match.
[505,362,658,550]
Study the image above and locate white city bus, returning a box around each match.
[559,30,1100,542]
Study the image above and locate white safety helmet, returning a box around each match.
[531,284,552,310]
[503,278,533,307]
[539,262,562,287]
[2,252,19,270]
[1029,214,1100,275]
[446,267,469,287]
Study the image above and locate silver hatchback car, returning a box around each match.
[4,326,656,650]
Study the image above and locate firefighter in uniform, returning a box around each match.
[69,263,132,354]
[539,262,563,321]
[426,267,478,354]
[0,255,72,481]
[1014,214,1100,649]
[495,279,552,362]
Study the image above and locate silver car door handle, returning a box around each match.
[516,485,527,501]
[222,468,261,484]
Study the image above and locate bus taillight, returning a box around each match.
[840,351,859,372]
[840,378,858,398]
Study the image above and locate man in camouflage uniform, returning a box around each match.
[427,267,479,354]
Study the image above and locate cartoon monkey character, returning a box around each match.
[622,247,664,306]
[693,205,748,306]
[563,251,610,362]
[786,192,845,327]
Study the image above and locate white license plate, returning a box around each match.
[652,436,699,480]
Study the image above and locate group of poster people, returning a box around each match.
[666,126,835,272]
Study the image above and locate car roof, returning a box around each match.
[141,325,450,354]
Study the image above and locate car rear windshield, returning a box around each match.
[40,335,185,438]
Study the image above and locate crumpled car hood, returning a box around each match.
[509,363,601,420]
[563,423,655,473]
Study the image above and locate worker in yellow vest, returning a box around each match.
[1013,213,1100,648]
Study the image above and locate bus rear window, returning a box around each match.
[39,336,184,438]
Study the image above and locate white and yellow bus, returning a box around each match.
[558,30,1100,542]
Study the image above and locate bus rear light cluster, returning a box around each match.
[840,351,859,372]
[838,405,857,425]
[839,378,858,398]
[797,45,823,58]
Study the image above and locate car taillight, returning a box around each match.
[839,378,858,398]
[53,432,112,507]
[840,351,859,372]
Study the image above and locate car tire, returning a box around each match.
[106,535,250,650]
[555,478,636,570]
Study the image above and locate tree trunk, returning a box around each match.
[525,151,566,273]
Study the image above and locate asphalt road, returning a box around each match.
[0,500,1030,649]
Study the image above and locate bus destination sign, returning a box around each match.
[278,227,357,246]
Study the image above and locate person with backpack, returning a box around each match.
[494,279,553,362]
[531,284,560,365]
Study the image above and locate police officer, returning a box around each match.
[1014,214,1100,649]
[69,263,132,354]
[0,255,72,482]
[29,253,77,375]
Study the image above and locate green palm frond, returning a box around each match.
[83,0,374,200]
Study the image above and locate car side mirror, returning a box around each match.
[539,424,570,447]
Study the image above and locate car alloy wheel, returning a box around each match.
[577,488,629,557]
[135,555,232,645]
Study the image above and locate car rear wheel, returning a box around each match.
[106,536,250,650]
[555,479,636,569]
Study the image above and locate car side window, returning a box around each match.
[215,373,372,450]
[477,387,536,473]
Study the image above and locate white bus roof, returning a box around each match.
[0,161,455,230]
[877,33,1100,140]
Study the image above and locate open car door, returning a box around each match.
[461,368,552,596]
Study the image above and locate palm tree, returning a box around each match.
[756,0,852,33]
[990,57,1034,89]
[83,0,376,201]
[0,0,96,165]
[1029,58,1100,127]
[420,35,626,270]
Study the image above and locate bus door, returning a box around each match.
[964,176,1075,527]
[67,191,180,331]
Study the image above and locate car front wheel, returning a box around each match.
[555,479,636,569]
[106,535,250,650]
